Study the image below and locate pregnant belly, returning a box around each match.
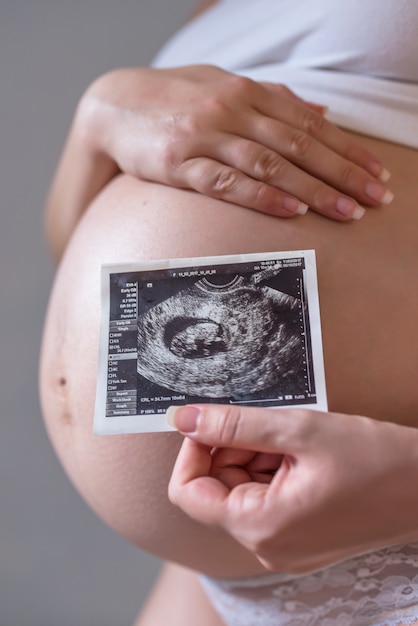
[39,133,418,576]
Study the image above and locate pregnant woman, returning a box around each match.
[40,1,418,624]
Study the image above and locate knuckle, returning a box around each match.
[200,74,256,116]
[225,73,256,98]
[338,162,358,189]
[208,167,240,197]
[220,74,260,104]
[253,150,287,182]
[212,405,245,445]
[274,83,291,97]
[160,113,197,175]
[164,112,200,149]
[300,110,325,137]
[165,111,198,139]
[202,94,230,120]
[254,181,275,211]
[310,183,334,212]
[289,130,315,160]
[291,408,316,440]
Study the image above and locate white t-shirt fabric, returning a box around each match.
[153,0,418,147]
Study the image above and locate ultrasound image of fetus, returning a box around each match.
[166,317,228,359]
[137,272,304,398]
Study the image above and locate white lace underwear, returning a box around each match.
[200,543,418,626]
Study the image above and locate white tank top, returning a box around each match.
[153,0,418,147]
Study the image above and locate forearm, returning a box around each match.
[45,88,119,262]
[44,63,391,262]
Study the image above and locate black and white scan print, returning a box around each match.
[94,251,327,434]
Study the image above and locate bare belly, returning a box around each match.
[39,133,418,577]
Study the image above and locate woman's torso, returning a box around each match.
[39,132,418,577]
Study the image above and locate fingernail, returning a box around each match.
[296,202,309,215]
[282,197,309,215]
[367,161,392,182]
[351,205,366,220]
[336,197,366,220]
[378,168,392,183]
[365,181,395,205]
[166,405,200,432]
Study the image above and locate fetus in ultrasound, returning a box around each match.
[137,269,305,398]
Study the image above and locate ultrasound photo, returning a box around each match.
[94,251,327,434]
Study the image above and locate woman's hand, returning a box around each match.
[167,404,418,574]
[46,65,392,259]
[87,65,392,217]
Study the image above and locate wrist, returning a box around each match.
[374,420,418,544]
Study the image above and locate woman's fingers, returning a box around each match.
[166,404,308,453]
[167,404,418,573]
[168,436,276,528]
[167,437,235,525]
[179,135,369,220]
[211,448,283,487]
[252,80,388,179]
[93,65,394,221]
[177,155,310,218]
[235,117,394,208]
[167,404,297,531]
[170,120,393,220]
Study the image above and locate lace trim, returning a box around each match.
[200,543,418,626]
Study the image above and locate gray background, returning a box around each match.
[0,2,196,624]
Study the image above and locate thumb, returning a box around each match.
[166,404,306,455]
